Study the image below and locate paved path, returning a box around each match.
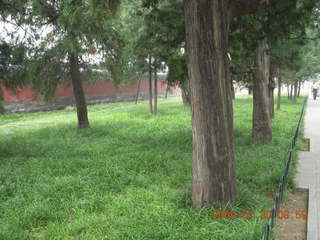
[295,97,320,240]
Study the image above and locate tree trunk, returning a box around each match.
[0,101,5,114]
[277,74,281,110]
[148,56,153,114]
[287,84,290,99]
[270,89,274,118]
[252,39,272,143]
[185,0,236,208]
[69,52,90,129]
[135,76,142,104]
[292,80,298,104]
[0,89,5,114]
[181,79,191,107]
[154,68,158,115]
[165,85,170,99]
[297,80,301,97]
[248,75,253,95]
[289,84,293,100]
[269,64,275,119]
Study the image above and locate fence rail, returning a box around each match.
[261,96,308,240]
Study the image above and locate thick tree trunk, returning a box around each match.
[154,68,158,115]
[181,79,191,107]
[287,84,290,99]
[69,52,90,129]
[148,56,153,115]
[277,75,281,110]
[185,0,236,208]
[252,39,272,143]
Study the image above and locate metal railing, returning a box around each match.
[261,96,308,240]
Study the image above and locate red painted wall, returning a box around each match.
[1,78,170,102]
[1,84,35,102]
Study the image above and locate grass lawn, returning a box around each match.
[0,96,304,240]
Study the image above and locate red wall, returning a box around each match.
[1,79,170,102]
[1,84,35,102]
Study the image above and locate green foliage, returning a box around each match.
[0,42,26,89]
[0,0,29,91]
[25,44,68,100]
[127,0,186,85]
[229,0,318,86]
[295,32,320,79]
[2,0,124,100]
[166,49,187,86]
[3,0,318,94]
[0,97,304,239]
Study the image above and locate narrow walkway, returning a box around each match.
[295,97,320,240]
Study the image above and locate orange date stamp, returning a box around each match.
[211,210,307,220]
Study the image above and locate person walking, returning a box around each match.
[312,81,319,100]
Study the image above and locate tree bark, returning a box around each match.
[181,79,191,107]
[252,39,272,143]
[277,74,281,110]
[69,52,90,129]
[154,67,158,115]
[185,0,236,208]
[148,56,153,115]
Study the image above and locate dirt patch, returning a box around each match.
[299,138,310,152]
[274,189,308,240]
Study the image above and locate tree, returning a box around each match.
[230,0,316,142]
[252,39,272,142]
[184,0,236,207]
[17,0,121,128]
[228,14,276,143]
[139,0,190,107]
[276,67,282,110]
[0,0,28,114]
[184,0,317,207]
[0,43,26,114]
[125,2,157,114]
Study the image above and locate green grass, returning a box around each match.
[0,96,304,240]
